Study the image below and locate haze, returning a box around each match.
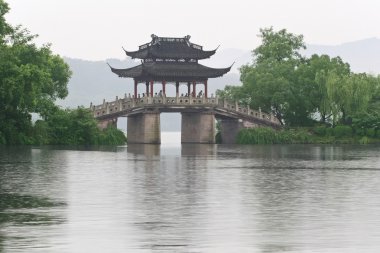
[5,0,380,61]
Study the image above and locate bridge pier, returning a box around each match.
[181,112,215,144]
[219,118,243,144]
[98,118,117,130]
[127,112,161,144]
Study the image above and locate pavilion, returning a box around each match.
[108,34,232,98]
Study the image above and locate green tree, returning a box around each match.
[0,1,71,144]
[327,72,375,124]
[297,54,351,124]
[239,27,309,125]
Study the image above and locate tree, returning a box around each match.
[297,54,351,124]
[239,27,309,125]
[0,1,71,144]
[327,72,375,124]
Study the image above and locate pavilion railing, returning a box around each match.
[91,96,281,125]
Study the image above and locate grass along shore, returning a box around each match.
[235,126,380,145]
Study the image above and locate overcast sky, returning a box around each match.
[5,0,380,60]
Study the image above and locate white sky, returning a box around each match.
[5,0,380,60]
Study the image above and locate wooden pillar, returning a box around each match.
[134,79,138,99]
[204,80,208,98]
[176,81,179,97]
[150,80,154,97]
[145,81,149,97]
[192,81,196,97]
[187,82,191,96]
[162,80,166,96]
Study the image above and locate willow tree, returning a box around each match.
[327,72,375,125]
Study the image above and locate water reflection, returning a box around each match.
[0,146,68,252]
[127,144,160,157]
[1,144,380,252]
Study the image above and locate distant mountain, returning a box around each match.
[306,37,380,74]
[58,38,380,131]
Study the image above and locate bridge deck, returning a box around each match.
[91,96,281,127]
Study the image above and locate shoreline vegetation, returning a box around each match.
[216,28,380,144]
[0,0,126,145]
[233,127,380,145]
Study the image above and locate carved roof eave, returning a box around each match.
[107,62,232,80]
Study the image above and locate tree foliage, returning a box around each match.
[218,27,380,129]
[34,107,127,145]
[0,1,126,146]
[0,1,72,144]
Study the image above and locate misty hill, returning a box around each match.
[306,37,380,74]
[58,38,380,131]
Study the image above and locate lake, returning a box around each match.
[1,133,380,252]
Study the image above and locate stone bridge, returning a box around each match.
[91,95,281,144]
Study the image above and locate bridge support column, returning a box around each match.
[181,112,215,143]
[98,118,118,130]
[219,118,243,144]
[127,112,161,144]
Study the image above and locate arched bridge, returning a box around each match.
[91,96,281,144]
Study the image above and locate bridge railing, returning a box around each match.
[91,96,281,125]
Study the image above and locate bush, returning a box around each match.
[30,107,127,146]
[237,128,278,144]
[359,136,370,144]
[237,127,313,144]
[354,127,366,136]
[313,126,326,136]
[366,128,376,138]
[333,125,352,138]
[98,126,127,145]
[325,127,334,136]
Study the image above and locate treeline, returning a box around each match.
[217,27,380,129]
[0,1,126,145]
[217,27,380,143]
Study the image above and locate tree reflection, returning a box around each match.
[0,193,66,251]
[0,193,66,224]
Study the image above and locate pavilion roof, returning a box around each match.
[124,34,218,60]
[108,61,232,82]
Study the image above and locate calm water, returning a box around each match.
[1,134,380,252]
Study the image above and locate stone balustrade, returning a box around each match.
[91,96,281,125]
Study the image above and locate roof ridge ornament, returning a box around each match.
[151,34,160,46]
[185,35,191,47]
